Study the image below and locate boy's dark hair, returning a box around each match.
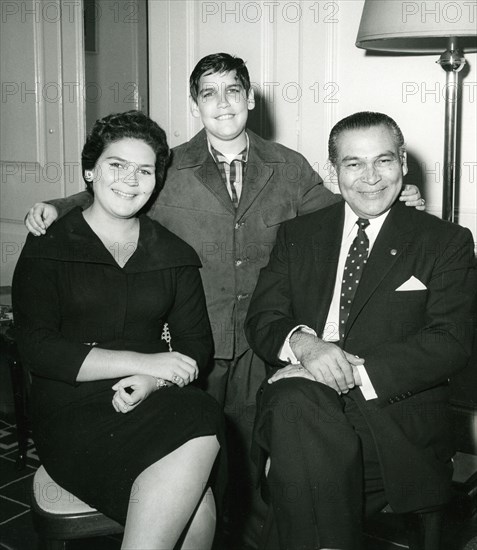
[189,53,251,102]
[82,110,170,195]
[328,111,405,165]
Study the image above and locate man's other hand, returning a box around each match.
[290,331,364,394]
[268,363,316,384]
[25,203,58,236]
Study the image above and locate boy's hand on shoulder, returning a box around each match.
[399,184,425,210]
[25,203,58,236]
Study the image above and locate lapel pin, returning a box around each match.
[390,249,398,256]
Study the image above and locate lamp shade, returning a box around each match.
[356,0,477,53]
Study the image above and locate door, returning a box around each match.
[0,0,85,285]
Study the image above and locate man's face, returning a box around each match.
[334,125,408,219]
[190,70,254,146]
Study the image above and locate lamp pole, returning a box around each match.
[438,37,466,223]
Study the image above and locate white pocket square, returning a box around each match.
[395,276,427,291]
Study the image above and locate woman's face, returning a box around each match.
[88,138,156,220]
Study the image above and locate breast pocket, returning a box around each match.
[388,289,428,304]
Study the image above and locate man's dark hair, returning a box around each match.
[189,53,251,102]
[81,110,170,195]
[328,111,405,165]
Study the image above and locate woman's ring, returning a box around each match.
[173,375,182,384]
[421,198,426,206]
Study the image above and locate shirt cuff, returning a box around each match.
[278,325,317,364]
[356,364,378,400]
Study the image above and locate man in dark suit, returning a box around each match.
[245,111,476,550]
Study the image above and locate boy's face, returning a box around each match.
[190,70,255,146]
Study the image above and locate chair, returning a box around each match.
[31,465,124,550]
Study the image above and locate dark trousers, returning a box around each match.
[204,348,269,549]
[253,377,388,550]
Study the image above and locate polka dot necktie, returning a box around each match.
[339,218,370,341]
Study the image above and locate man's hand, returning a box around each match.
[25,203,58,236]
[399,184,425,210]
[290,331,364,394]
[268,363,316,384]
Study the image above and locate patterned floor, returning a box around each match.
[1,415,477,550]
[0,418,40,549]
[0,418,121,550]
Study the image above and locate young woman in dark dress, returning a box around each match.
[12,111,223,549]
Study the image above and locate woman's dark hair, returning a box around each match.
[81,110,170,195]
[328,111,405,166]
[189,53,251,102]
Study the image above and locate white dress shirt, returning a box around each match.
[279,203,391,400]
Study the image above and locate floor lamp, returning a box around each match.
[355,0,477,222]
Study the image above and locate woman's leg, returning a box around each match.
[180,487,216,550]
[121,435,219,550]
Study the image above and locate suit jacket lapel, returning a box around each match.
[236,152,272,218]
[345,202,415,337]
[194,156,235,213]
[177,129,235,213]
[236,131,284,219]
[311,203,344,335]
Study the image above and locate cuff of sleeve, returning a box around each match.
[278,325,317,364]
[357,364,378,400]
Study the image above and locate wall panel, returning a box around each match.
[148,0,476,241]
[0,0,85,285]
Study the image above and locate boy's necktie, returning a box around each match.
[339,218,370,341]
[229,158,241,208]
[210,145,247,208]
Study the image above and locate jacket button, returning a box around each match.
[235,222,244,229]
[235,259,243,267]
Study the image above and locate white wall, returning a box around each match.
[84,0,148,132]
[335,1,476,233]
[149,0,477,244]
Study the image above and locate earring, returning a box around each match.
[85,170,93,181]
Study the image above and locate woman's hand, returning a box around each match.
[111,375,157,414]
[144,351,199,388]
[399,184,425,210]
